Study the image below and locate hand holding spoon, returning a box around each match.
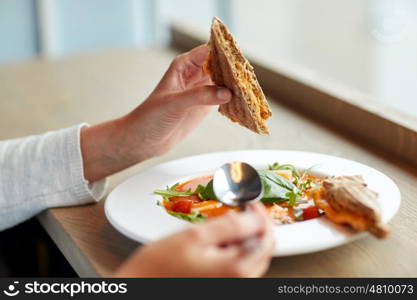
[212,161,263,251]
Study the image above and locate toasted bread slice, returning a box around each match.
[204,17,271,135]
[315,176,389,239]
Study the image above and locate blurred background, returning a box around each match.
[1,0,417,117]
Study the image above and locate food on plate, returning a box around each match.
[313,176,389,238]
[154,162,389,239]
[204,17,272,135]
[154,162,323,225]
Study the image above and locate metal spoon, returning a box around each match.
[213,161,263,211]
[212,161,263,251]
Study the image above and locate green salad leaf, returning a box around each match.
[154,182,213,200]
[153,183,196,198]
[198,180,217,200]
[268,162,300,178]
[185,170,300,205]
[257,170,299,204]
[267,162,317,202]
[168,211,206,222]
[154,162,309,208]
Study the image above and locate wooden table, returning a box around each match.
[1,48,416,277]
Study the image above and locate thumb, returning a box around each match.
[173,85,232,110]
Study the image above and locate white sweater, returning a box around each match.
[0,124,107,231]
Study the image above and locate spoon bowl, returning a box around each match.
[212,161,263,210]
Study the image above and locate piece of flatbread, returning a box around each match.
[204,17,272,135]
[315,175,389,239]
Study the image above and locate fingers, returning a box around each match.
[190,209,264,246]
[155,45,211,92]
[246,203,275,257]
[179,202,274,277]
[178,44,210,68]
[170,45,209,71]
[171,85,232,110]
[236,204,275,276]
[238,229,274,277]
[249,202,272,234]
[238,239,274,277]
[208,238,274,277]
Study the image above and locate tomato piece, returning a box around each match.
[171,200,193,214]
[303,205,320,220]
[169,195,201,203]
[163,200,173,210]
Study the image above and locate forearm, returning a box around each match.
[80,111,154,182]
[0,125,107,231]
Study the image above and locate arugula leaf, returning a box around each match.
[153,183,196,198]
[193,184,205,195]
[286,189,298,206]
[267,162,316,198]
[171,170,301,205]
[268,162,300,178]
[198,180,217,200]
[258,170,296,191]
[154,166,305,207]
[260,197,289,204]
[168,211,206,223]
[257,170,299,205]
[298,177,313,194]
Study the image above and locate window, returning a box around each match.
[230,0,417,118]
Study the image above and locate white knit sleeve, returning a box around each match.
[0,124,107,231]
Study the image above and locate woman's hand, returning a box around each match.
[113,203,274,277]
[127,45,232,158]
[81,45,231,182]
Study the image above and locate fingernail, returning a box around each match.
[216,88,232,102]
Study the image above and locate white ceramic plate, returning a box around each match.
[105,150,401,256]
